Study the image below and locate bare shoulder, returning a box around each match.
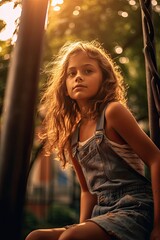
[104,102,160,167]
[104,102,134,144]
[105,101,131,121]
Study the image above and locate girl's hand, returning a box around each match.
[150,225,160,240]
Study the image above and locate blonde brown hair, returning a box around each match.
[40,40,127,168]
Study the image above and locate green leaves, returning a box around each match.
[0,0,160,124]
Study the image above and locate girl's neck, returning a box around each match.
[79,104,89,112]
[79,103,97,121]
[81,113,96,124]
[79,106,90,118]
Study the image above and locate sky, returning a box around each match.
[0,0,64,42]
[0,0,159,42]
[0,2,21,41]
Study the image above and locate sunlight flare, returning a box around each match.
[0,2,21,41]
[51,0,64,11]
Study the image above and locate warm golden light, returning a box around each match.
[0,2,21,41]
[118,11,128,18]
[152,0,157,6]
[119,57,129,64]
[51,0,64,6]
[51,0,64,11]
[114,46,123,54]
[129,0,136,6]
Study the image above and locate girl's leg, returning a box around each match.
[25,227,66,240]
[59,221,112,240]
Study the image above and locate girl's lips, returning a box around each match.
[73,84,87,90]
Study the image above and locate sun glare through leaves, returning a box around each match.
[0,2,21,41]
[51,0,64,11]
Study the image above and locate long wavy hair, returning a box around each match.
[40,40,127,168]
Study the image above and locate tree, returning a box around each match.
[44,0,160,123]
[0,0,21,114]
[0,0,159,124]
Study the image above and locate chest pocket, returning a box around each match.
[76,134,109,192]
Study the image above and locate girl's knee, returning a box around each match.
[25,229,42,240]
[58,228,79,240]
[25,228,65,240]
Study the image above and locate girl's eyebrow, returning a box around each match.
[67,63,95,70]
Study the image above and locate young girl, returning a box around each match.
[26,41,160,240]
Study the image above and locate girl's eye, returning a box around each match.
[84,69,93,74]
[67,72,76,77]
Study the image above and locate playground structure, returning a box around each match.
[0,0,159,239]
[139,0,160,148]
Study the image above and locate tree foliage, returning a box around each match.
[0,0,21,7]
[0,0,21,114]
[44,0,160,122]
[0,0,160,124]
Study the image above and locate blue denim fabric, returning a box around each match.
[71,108,153,240]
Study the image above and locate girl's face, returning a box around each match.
[66,51,103,108]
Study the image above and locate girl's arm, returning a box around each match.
[106,102,160,237]
[71,156,97,223]
[79,190,97,223]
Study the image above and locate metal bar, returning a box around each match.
[0,0,49,239]
[139,0,160,148]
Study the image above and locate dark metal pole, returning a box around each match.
[0,0,49,239]
[139,0,160,148]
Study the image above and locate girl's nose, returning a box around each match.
[75,73,83,82]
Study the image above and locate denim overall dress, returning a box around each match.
[71,107,153,240]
